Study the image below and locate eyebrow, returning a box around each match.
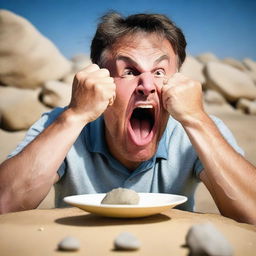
[115,54,170,67]
[154,54,170,65]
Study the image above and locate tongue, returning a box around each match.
[130,118,151,140]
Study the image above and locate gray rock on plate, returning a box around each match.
[101,187,139,205]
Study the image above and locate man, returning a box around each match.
[0,12,255,224]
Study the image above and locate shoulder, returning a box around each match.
[165,115,243,155]
[8,107,66,158]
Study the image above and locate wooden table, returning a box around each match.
[0,207,255,255]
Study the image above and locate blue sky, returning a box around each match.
[1,0,256,61]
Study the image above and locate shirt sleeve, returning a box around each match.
[194,115,244,178]
[8,107,66,178]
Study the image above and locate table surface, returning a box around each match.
[0,207,255,256]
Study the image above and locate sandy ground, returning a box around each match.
[1,104,255,213]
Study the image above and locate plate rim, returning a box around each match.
[64,192,188,209]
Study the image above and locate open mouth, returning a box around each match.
[129,105,155,144]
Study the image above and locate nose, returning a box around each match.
[135,72,156,96]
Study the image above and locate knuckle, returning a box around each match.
[85,77,94,86]
[94,83,102,92]
[75,71,84,81]
[86,63,99,71]
[100,68,110,76]
[79,63,99,74]
[107,77,115,84]
[177,73,187,79]
[173,72,183,79]
[91,63,99,69]
[189,79,201,88]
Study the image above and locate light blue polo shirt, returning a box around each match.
[9,107,243,211]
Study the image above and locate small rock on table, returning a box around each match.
[185,222,233,256]
[58,236,80,251]
[114,232,141,251]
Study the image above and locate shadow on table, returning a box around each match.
[55,213,171,227]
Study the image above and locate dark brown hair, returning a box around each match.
[90,11,186,68]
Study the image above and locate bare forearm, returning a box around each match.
[183,113,256,224]
[0,64,116,214]
[0,109,86,213]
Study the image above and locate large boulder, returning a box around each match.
[204,101,235,115]
[222,58,246,71]
[204,62,256,102]
[237,98,256,115]
[0,9,72,89]
[40,80,71,108]
[204,89,227,105]
[180,55,205,85]
[243,58,256,84]
[245,70,256,85]
[0,86,49,131]
[197,53,219,64]
[243,58,256,73]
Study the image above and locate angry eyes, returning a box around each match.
[122,68,166,78]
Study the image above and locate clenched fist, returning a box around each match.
[68,64,116,124]
[161,73,205,124]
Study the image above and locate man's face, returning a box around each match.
[103,33,177,170]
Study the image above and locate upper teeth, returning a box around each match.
[137,105,153,108]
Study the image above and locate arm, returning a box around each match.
[162,73,256,224]
[0,64,116,213]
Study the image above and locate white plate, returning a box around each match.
[64,193,187,218]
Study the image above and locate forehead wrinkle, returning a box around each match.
[115,54,170,70]
[116,55,138,67]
